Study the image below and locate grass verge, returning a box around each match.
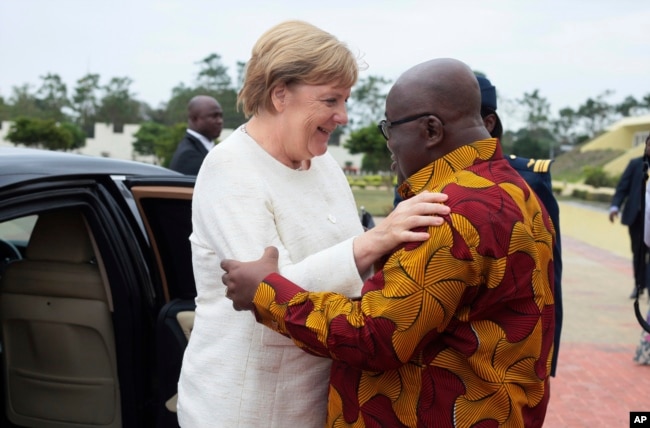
[351,187,396,216]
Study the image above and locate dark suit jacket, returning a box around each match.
[611,156,645,226]
[169,133,210,176]
[507,155,563,377]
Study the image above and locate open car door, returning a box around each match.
[126,178,196,428]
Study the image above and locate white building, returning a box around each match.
[0,121,363,171]
[0,121,151,161]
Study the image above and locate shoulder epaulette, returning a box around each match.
[508,155,553,173]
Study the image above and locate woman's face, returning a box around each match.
[279,82,350,163]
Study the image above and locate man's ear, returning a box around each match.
[425,115,444,146]
[482,113,497,135]
[271,83,287,112]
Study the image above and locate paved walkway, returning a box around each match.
[544,200,649,427]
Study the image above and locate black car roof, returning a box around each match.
[0,147,183,188]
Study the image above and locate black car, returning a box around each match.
[0,147,197,427]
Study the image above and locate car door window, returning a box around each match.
[130,185,195,302]
[0,215,36,276]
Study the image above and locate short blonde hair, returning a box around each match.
[238,20,359,117]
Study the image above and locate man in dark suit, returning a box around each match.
[609,133,650,298]
[476,74,563,377]
[169,95,223,175]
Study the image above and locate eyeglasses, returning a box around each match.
[377,112,444,140]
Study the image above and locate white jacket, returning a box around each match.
[177,127,365,427]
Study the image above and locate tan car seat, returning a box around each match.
[0,209,121,427]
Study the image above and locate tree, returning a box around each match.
[0,95,8,122]
[641,94,650,113]
[6,117,84,151]
[614,95,642,118]
[133,122,163,156]
[194,53,244,127]
[96,77,142,132]
[133,122,186,167]
[133,122,173,165]
[348,75,391,130]
[71,73,101,137]
[576,90,614,139]
[344,124,391,173]
[217,88,246,129]
[516,90,558,158]
[59,122,87,150]
[499,130,516,155]
[517,90,551,131]
[235,60,247,91]
[552,107,579,149]
[8,84,44,119]
[162,83,195,125]
[510,127,556,160]
[196,53,232,91]
[165,123,188,166]
[37,73,69,122]
[163,83,246,129]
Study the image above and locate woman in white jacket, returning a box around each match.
[176,20,449,428]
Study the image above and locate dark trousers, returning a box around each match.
[629,215,649,290]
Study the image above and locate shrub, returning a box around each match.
[585,192,613,203]
[583,166,616,188]
[349,179,367,188]
[348,175,394,189]
[571,189,588,199]
[366,175,383,186]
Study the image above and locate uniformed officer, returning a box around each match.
[476,73,563,377]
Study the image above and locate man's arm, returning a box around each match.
[223,218,544,372]
[610,160,636,222]
[225,236,457,371]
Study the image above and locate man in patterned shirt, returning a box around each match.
[222,58,556,427]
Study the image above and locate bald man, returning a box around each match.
[169,95,223,175]
[222,58,556,427]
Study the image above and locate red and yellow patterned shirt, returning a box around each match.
[252,138,555,427]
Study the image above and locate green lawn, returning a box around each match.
[351,187,396,217]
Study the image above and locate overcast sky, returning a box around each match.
[1,0,649,126]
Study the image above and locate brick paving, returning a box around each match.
[544,201,649,427]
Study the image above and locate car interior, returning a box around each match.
[0,209,121,428]
[0,182,197,427]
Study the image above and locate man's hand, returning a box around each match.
[609,209,619,223]
[221,247,280,311]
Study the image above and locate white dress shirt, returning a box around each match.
[186,128,215,152]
